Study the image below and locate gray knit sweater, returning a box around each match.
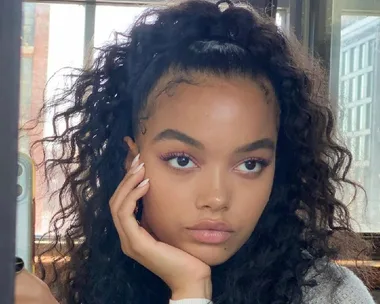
[169,264,376,304]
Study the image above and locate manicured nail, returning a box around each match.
[137,178,150,188]
[132,163,144,174]
[131,154,140,168]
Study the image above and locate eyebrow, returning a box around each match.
[153,128,275,153]
[234,138,275,154]
[153,129,205,150]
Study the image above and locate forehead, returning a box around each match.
[141,73,278,146]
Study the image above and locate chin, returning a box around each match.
[182,244,235,266]
[204,258,229,266]
[196,252,232,266]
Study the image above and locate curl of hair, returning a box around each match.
[29,1,371,303]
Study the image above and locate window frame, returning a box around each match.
[0,1,23,303]
[325,0,380,259]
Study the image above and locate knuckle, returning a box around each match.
[110,205,116,217]
[116,204,129,220]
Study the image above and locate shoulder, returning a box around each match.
[330,266,376,304]
[302,262,376,304]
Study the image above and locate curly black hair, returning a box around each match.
[30,1,371,303]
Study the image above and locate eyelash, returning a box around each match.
[159,152,270,175]
[238,157,270,173]
[159,152,198,166]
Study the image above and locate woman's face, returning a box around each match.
[133,73,278,266]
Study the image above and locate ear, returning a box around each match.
[124,136,139,170]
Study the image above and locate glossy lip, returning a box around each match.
[186,220,234,244]
[187,220,234,232]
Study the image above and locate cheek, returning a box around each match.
[141,167,193,228]
[235,171,275,230]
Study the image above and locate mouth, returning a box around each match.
[187,220,234,244]
[186,229,232,244]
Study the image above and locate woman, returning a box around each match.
[15,1,376,303]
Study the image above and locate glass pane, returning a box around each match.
[335,12,380,232]
[19,3,85,237]
[276,8,289,30]
[94,5,149,49]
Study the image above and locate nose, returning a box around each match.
[195,167,231,212]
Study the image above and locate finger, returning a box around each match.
[109,162,145,210]
[109,153,141,205]
[114,155,142,195]
[110,167,148,240]
[109,167,143,242]
[116,178,150,234]
[114,179,150,256]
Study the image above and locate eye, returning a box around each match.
[235,159,267,174]
[160,153,198,170]
[168,156,196,169]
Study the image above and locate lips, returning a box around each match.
[187,220,234,244]
[188,220,234,232]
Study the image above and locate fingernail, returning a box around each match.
[137,178,150,188]
[132,162,144,174]
[131,154,140,168]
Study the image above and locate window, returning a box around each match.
[359,74,365,99]
[351,107,356,131]
[19,3,85,236]
[368,39,375,66]
[366,71,373,98]
[22,3,36,47]
[365,103,372,129]
[18,2,154,237]
[343,79,349,103]
[359,104,366,130]
[355,137,360,160]
[357,75,362,100]
[342,51,348,75]
[353,46,359,71]
[15,0,380,253]
[94,6,148,49]
[275,8,289,30]
[356,105,361,131]
[334,12,380,232]
[348,78,353,102]
[359,43,364,69]
[364,135,370,161]
[349,48,354,72]
[347,108,352,132]
[352,77,358,102]
[358,136,365,160]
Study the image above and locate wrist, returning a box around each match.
[171,278,212,300]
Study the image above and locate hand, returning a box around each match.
[109,155,212,299]
[15,270,59,304]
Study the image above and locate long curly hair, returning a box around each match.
[29,1,371,303]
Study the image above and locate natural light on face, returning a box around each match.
[136,72,278,266]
